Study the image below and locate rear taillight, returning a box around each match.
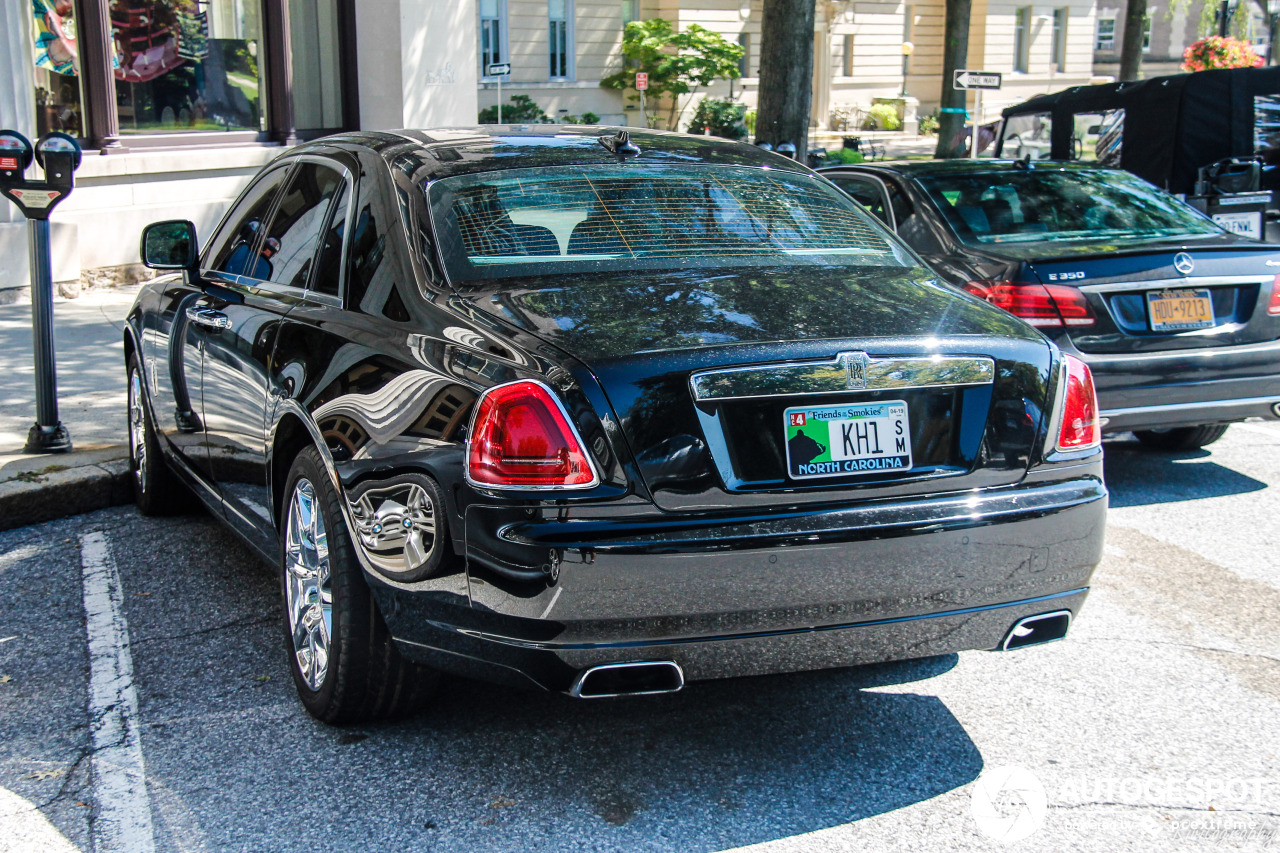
[965,281,1096,328]
[1054,355,1101,452]
[466,380,599,489]
[1268,274,1280,315]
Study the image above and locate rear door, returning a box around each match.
[201,159,351,550]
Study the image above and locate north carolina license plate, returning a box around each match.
[1147,288,1215,332]
[784,401,913,480]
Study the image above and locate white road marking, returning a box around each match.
[79,531,157,853]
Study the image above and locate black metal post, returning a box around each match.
[24,218,71,452]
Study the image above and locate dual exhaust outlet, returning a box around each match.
[570,660,684,699]
[569,611,1072,697]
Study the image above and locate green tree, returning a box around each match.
[601,18,743,131]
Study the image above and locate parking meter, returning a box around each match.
[0,130,83,453]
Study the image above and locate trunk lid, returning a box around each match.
[465,268,1056,512]
[1019,239,1280,355]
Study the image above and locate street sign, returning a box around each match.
[954,70,1002,90]
[635,72,649,91]
[485,62,511,76]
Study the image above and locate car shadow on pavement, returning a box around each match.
[1102,439,1268,508]
[344,654,982,850]
[105,506,983,851]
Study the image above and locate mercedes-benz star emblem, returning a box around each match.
[1173,253,1195,275]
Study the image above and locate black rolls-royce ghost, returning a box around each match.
[126,127,1107,723]
[819,160,1280,450]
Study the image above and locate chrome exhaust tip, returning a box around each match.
[1001,610,1072,651]
[570,661,685,699]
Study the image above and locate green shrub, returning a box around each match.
[744,108,757,137]
[828,147,865,165]
[686,97,747,140]
[865,103,902,131]
[478,94,552,124]
[919,112,939,135]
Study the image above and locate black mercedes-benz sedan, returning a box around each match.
[126,128,1106,723]
[820,160,1280,450]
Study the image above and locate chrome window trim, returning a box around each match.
[1077,274,1270,294]
[689,352,995,402]
[290,153,356,306]
[463,378,603,492]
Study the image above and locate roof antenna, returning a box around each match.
[599,130,641,160]
[1014,154,1033,170]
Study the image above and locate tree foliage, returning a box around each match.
[600,18,743,131]
[686,97,748,140]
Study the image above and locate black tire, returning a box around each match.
[1133,424,1230,451]
[126,353,188,515]
[280,446,437,724]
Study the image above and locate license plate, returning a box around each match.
[1147,288,1215,332]
[1212,211,1262,240]
[784,401,912,480]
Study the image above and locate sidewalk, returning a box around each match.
[0,286,139,529]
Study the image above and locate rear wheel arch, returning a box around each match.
[270,413,324,529]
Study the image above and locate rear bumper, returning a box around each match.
[1061,339,1280,432]
[375,467,1107,692]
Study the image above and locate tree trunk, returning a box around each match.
[934,0,972,159]
[756,0,816,155]
[1118,0,1147,81]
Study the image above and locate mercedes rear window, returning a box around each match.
[426,164,913,283]
[916,168,1222,246]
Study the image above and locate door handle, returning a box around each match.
[185,307,232,331]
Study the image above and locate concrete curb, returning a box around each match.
[0,448,132,531]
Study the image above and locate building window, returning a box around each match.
[842,34,854,77]
[1051,8,1068,71]
[739,32,751,77]
[549,0,573,79]
[1096,17,1115,50]
[1142,14,1153,52]
[480,0,507,79]
[111,0,266,134]
[29,0,353,150]
[291,0,347,133]
[31,0,86,139]
[1014,7,1031,73]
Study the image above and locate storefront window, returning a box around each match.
[110,0,266,134]
[290,0,344,132]
[31,0,85,138]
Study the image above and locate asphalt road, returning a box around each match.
[2,424,1279,852]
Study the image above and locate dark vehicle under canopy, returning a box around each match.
[995,67,1280,196]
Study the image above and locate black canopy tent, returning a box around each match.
[995,67,1280,196]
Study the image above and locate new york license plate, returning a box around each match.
[784,401,913,480]
[1147,288,1215,332]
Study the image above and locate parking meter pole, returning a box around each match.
[497,77,502,124]
[1,130,81,454]
[24,217,71,453]
[640,91,646,128]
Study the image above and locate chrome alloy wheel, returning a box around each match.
[128,367,147,489]
[285,479,332,691]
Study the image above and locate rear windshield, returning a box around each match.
[915,168,1222,246]
[426,164,913,283]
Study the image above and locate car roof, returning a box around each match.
[291,126,812,181]
[820,159,1115,179]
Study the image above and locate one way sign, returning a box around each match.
[953,70,1002,90]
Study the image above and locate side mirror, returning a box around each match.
[141,220,199,270]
